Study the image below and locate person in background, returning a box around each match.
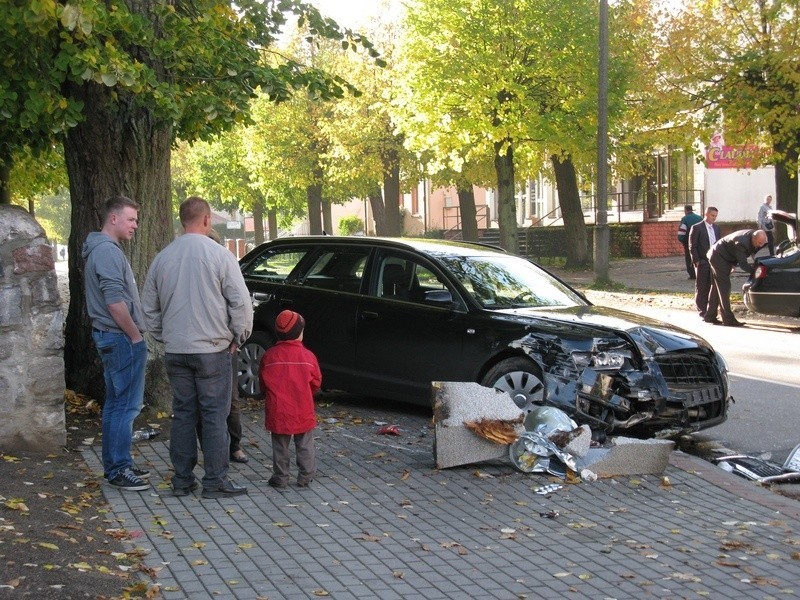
[705,229,768,327]
[82,196,149,492]
[756,194,775,256]
[677,205,703,279]
[259,310,321,490]
[142,197,253,499]
[206,228,249,465]
[689,206,720,319]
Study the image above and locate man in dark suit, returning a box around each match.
[705,229,768,327]
[689,206,720,318]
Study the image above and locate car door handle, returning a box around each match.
[251,292,273,306]
[361,311,378,321]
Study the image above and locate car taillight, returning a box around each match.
[754,265,768,279]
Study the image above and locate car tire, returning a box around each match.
[237,331,273,398]
[481,357,544,412]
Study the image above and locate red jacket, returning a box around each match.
[259,339,321,434]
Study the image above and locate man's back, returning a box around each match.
[143,234,252,353]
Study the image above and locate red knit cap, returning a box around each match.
[275,310,305,340]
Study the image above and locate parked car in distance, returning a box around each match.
[237,236,730,438]
[743,210,800,318]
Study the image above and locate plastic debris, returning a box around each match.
[131,427,158,442]
[533,483,562,495]
[377,425,400,436]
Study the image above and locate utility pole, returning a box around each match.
[594,0,610,284]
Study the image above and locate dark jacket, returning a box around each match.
[708,229,760,275]
[689,220,721,264]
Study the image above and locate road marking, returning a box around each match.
[729,372,800,389]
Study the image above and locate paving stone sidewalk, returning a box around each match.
[87,395,800,600]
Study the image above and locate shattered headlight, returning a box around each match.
[571,338,633,371]
[571,351,626,370]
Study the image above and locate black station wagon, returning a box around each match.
[743,210,800,318]
[237,236,730,437]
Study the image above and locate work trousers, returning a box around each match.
[166,350,232,490]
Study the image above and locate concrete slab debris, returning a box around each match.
[578,436,675,477]
[433,381,524,469]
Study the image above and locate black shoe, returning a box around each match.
[722,320,745,327]
[173,481,198,497]
[108,468,149,492]
[703,317,722,325]
[201,480,248,499]
[268,478,288,489]
[230,451,249,464]
[688,275,696,280]
[131,466,151,480]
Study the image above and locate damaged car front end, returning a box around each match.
[501,308,730,438]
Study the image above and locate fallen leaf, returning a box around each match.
[400,470,410,481]
[38,542,59,550]
[272,522,292,528]
[312,589,329,596]
[4,499,29,512]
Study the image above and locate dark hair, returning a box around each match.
[684,205,693,212]
[104,196,139,221]
[179,196,210,226]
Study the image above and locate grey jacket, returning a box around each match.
[142,233,253,354]
[82,232,146,334]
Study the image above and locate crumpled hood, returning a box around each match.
[497,304,712,358]
[82,231,117,258]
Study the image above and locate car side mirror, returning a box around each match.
[424,289,453,306]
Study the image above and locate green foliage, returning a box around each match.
[657,0,800,199]
[0,0,383,174]
[337,215,364,236]
[32,189,71,243]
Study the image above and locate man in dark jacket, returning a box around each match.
[678,205,702,278]
[689,207,720,318]
[705,229,768,327]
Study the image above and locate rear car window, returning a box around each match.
[300,247,371,293]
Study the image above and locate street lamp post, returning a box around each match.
[594,0,610,284]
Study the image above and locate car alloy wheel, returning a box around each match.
[482,357,545,412]
[237,332,271,398]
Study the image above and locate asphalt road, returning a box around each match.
[588,297,800,465]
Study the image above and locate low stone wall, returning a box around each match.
[0,205,66,452]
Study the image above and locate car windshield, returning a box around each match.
[439,255,586,309]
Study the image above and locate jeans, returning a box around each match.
[166,351,232,490]
[92,331,147,481]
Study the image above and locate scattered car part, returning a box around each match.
[714,444,800,483]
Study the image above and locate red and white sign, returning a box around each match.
[706,145,767,169]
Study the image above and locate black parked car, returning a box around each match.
[743,210,800,318]
[237,236,729,437]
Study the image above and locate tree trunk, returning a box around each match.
[456,185,479,241]
[551,155,590,268]
[63,80,173,409]
[306,183,323,234]
[321,200,333,235]
[267,208,278,240]
[0,160,10,204]
[494,141,518,254]
[382,147,402,237]
[252,196,265,245]
[368,187,388,236]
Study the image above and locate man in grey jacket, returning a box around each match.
[705,229,767,327]
[83,196,149,492]
[143,197,253,498]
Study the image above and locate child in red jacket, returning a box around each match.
[259,310,321,489]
